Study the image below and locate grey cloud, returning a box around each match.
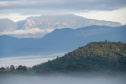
[0,0,126,15]
[0,0,126,10]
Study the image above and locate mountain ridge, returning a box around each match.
[0,25,126,57]
[0,14,122,38]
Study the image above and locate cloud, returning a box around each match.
[0,0,126,24]
[0,28,54,35]
[0,0,126,14]
[75,7,126,25]
[0,0,126,18]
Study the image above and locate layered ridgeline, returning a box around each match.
[18,14,121,30]
[32,41,126,73]
[0,14,122,38]
[0,25,126,57]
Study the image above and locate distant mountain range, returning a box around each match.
[0,14,122,38]
[0,19,17,32]
[0,25,126,57]
[18,14,121,30]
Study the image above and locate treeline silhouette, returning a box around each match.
[0,41,126,73]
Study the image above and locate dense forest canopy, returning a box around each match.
[32,41,126,73]
[0,41,126,73]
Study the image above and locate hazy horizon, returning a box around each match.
[0,52,66,67]
[0,0,126,25]
[0,74,126,84]
[0,1,126,84]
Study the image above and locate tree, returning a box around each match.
[6,66,10,71]
[17,65,27,72]
[0,67,6,71]
[10,65,15,71]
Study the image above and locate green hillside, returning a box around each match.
[32,41,126,73]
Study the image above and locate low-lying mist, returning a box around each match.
[0,73,125,84]
[0,52,65,67]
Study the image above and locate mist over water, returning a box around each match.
[0,74,125,84]
[0,53,65,67]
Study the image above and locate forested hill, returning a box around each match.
[32,41,126,73]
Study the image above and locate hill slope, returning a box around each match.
[32,41,126,72]
[0,25,126,57]
[21,14,121,30]
[0,19,17,32]
[0,14,122,38]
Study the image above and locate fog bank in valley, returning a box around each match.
[0,74,125,84]
[0,53,65,67]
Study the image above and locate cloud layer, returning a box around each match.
[0,28,54,35]
[0,0,126,28]
[0,0,126,15]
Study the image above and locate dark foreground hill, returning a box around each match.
[32,41,126,73]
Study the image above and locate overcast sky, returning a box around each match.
[0,0,126,24]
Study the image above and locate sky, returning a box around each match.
[0,0,126,25]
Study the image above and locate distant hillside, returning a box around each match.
[0,19,17,32]
[0,25,126,57]
[0,14,122,38]
[32,41,126,72]
[20,14,121,30]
